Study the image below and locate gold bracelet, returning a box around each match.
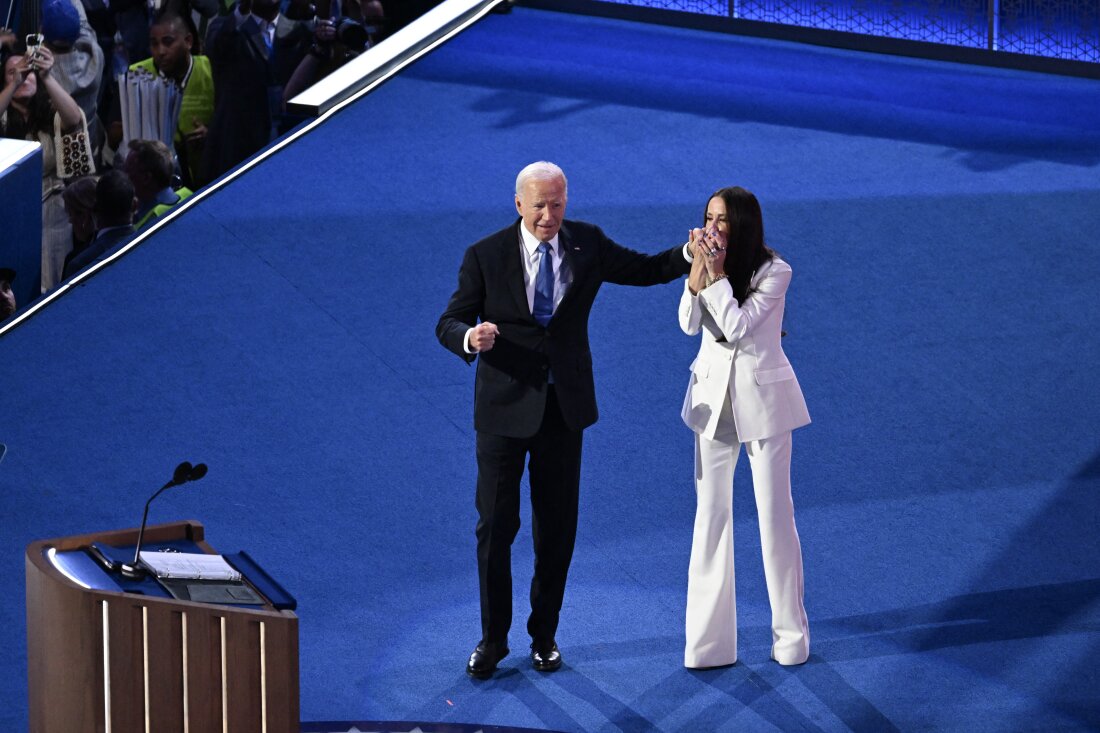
[707,273,728,286]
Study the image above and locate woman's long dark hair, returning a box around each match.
[1,46,57,140]
[705,186,775,305]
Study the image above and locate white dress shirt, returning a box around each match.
[517,221,567,314]
[234,7,279,49]
[464,224,569,354]
[257,16,277,48]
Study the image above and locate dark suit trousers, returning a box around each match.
[475,386,583,646]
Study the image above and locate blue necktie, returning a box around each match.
[533,242,555,327]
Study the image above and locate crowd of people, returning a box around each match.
[1,0,393,320]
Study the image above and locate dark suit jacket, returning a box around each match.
[437,218,691,438]
[203,10,310,180]
[61,226,135,280]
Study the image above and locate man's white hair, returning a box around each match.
[515,161,568,200]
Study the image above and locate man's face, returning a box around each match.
[252,0,280,19]
[149,20,192,80]
[515,176,567,243]
[122,150,139,182]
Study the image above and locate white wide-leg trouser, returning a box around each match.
[685,420,809,668]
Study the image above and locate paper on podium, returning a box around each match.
[139,551,242,581]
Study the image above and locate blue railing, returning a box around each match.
[589,0,1100,63]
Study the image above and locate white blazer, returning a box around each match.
[680,256,810,443]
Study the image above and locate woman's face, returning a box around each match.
[4,55,36,100]
[704,195,729,240]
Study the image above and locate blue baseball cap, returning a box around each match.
[41,0,81,45]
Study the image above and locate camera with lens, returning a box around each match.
[331,17,369,53]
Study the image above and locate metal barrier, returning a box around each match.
[580,0,1100,65]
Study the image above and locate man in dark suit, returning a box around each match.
[202,0,310,180]
[62,170,137,280]
[437,162,692,678]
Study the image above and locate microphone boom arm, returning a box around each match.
[118,461,206,579]
[127,479,178,569]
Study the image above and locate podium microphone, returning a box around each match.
[119,461,208,579]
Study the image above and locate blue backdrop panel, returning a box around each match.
[0,141,42,315]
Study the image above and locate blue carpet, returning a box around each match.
[1,7,1099,732]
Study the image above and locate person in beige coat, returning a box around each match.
[679,186,811,668]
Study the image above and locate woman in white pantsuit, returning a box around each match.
[679,187,811,668]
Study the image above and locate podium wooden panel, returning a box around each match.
[26,520,299,733]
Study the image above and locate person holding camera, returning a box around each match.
[1,40,94,292]
[678,186,811,669]
[282,0,383,105]
[38,0,105,150]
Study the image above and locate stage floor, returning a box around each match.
[2,5,1099,732]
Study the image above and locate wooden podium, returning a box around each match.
[26,520,299,733]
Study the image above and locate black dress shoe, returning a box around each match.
[531,641,562,672]
[466,642,508,679]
